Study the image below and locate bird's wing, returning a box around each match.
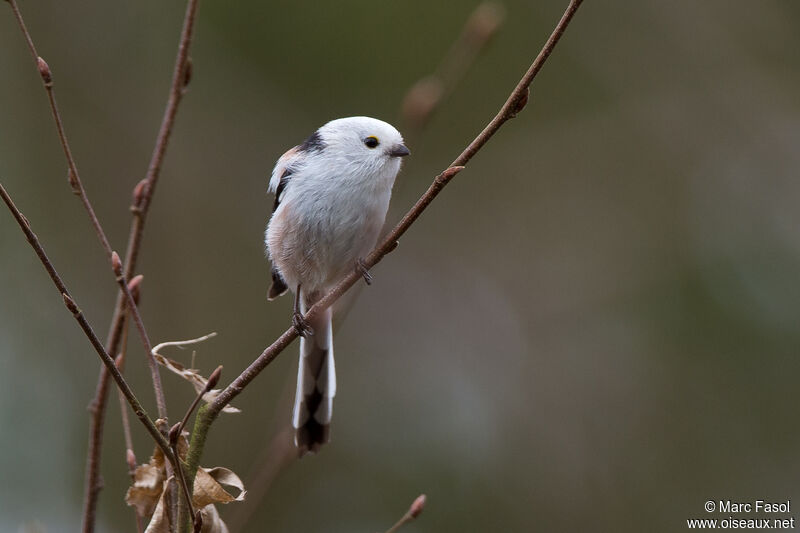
[269,146,302,212]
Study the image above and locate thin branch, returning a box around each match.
[179,366,221,436]
[80,0,200,528]
[111,253,168,416]
[0,183,174,461]
[116,351,136,473]
[117,275,144,469]
[169,423,198,532]
[3,14,173,527]
[186,0,584,490]
[116,276,145,533]
[174,365,220,532]
[5,0,169,419]
[384,494,426,533]
[116,357,146,533]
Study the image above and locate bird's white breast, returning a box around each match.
[266,154,400,295]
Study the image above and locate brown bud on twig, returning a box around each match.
[115,353,124,369]
[111,251,123,277]
[434,166,465,186]
[510,87,529,118]
[37,57,53,87]
[131,179,147,212]
[168,422,182,447]
[182,57,193,91]
[126,448,137,476]
[206,366,222,391]
[128,274,144,305]
[62,293,79,315]
[409,494,426,519]
[67,169,80,195]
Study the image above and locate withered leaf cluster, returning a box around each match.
[126,432,245,533]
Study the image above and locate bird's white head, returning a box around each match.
[312,116,410,178]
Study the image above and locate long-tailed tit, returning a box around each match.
[265,116,410,454]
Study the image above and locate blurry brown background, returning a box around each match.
[2,0,800,531]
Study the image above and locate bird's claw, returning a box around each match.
[356,259,373,286]
[292,312,314,338]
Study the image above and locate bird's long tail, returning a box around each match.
[292,300,336,454]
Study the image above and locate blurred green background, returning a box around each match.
[2,0,800,531]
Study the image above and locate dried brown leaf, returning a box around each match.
[143,478,174,533]
[125,462,163,518]
[126,420,244,532]
[126,433,188,519]
[198,505,229,533]
[193,467,246,508]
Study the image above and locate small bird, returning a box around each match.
[265,116,410,454]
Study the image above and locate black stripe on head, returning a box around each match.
[299,130,326,153]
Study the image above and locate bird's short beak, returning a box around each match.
[388,144,410,158]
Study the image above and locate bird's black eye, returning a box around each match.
[364,136,379,148]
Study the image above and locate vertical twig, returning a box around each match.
[81,0,201,529]
[111,253,168,416]
[174,367,221,531]
[116,276,145,533]
[3,7,178,524]
[116,275,144,463]
[169,423,199,533]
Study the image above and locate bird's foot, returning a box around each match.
[292,312,314,338]
[356,258,373,286]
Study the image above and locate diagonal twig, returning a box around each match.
[184,0,584,500]
[0,183,176,463]
[4,0,200,526]
[3,2,196,527]
[5,0,169,418]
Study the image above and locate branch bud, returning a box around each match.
[510,87,529,118]
[67,169,80,194]
[409,494,426,518]
[182,57,193,90]
[206,365,222,391]
[435,166,465,186]
[128,274,144,305]
[62,293,79,314]
[111,251,123,277]
[168,422,182,447]
[126,448,137,475]
[114,353,124,369]
[37,56,53,87]
[131,179,148,212]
